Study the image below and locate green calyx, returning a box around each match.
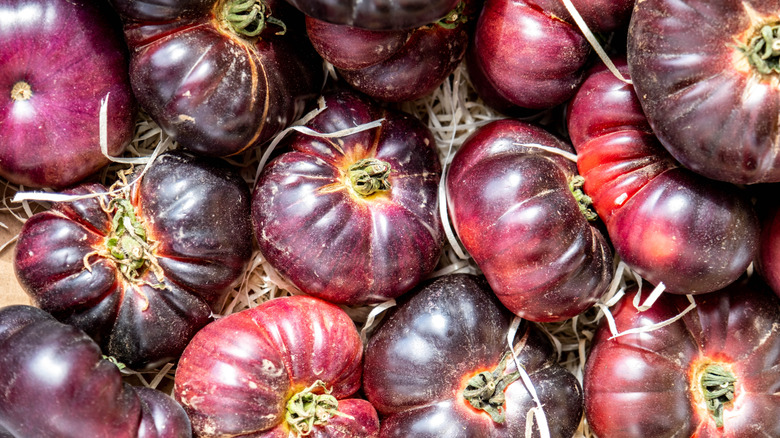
[569,175,598,221]
[347,158,392,197]
[99,197,164,288]
[437,1,468,29]
[224,0,286,38]
[740,23,780,75]
[701,364,736,428]
[285,381,346,436]
[462,351,520,424]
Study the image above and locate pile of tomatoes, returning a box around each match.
[2,0,780,437]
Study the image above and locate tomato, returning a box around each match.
[174,295,379,437]
[111,0,323,157]
[446,119,613,322]
[0,305,191,437]
[567,60,759,294]
[252,90,443,305]
[0,0,136,188]
[284,0,461,30]
[466,0,591,112]
[14,152,253,369]
[305,0,474,102]
[363,274,583,437]
[627,0,780,184]
[584,277,780,437]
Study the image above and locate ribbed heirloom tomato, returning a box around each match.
[363,274,583,437]
[567,60,759,294]
[0,305,191,437]
[446,119,613,322]
[14,152,253,369]
[252,90,443,305]
[174,295,379,437]
[585,278,780,437]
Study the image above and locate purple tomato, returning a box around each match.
[0,0,136,188]
[14,152,253,369]
[0,305,191,437]
[252,90,443,305]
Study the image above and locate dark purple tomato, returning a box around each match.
[0,305,191,437]
[112,0,323,157]
[627,0,780,184]
[446,119,612,322]
[467,0,591,112]
[306,0,474,102]
[284,0,461,30]
[585,277,780,437]
[0,0,136,189]
[174,295,379,437]
[363,274,583,437]
[252,90,443,305]
[14,152,253,369]
[567,60,759,294]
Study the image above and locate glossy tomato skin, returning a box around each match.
[252,90,443,305]
[467,0,590,111]
[0,0,135,189]
[306,0,475,102]
[174,295,379,437]
[446,119,613,322]
[14,152,253,369]
[363,274,583,437]
[567,61,759,294]
[113,0,323,157]
[0,305,191,438]
[627,0,780,184]
[585,278,780,437]
[284,0,461,30]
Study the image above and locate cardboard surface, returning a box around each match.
[0,211,31,307]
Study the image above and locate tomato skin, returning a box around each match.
[305,0,474,103]
[284,0,461,30]
[0,0,135,189]
[446,119,612,322]
[112,0,323,157]
[13,152,253,369]
[467,0,590,111]
[363,274,583,437]
[627,0,780,184]
[585,278,780,437]
[174,295,378,437]
[252,90,443,305]
[0,305,191,438]
[568,61,759,294]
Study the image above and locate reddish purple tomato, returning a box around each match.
[284,0,461,30]
[446,119,612,322]
[174,295,379,437]
[0,0,135,189]
[14,152,253,369]
[627,0,780,184]
[532,0,635,33]
[567,61,759,294]
[363,274,583,437]
[252,90,443,305]
[0,305,191,437]
[306,0,474,102]
[585,277,780,437]
[467,0,591,112]
[111,0,323,157]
